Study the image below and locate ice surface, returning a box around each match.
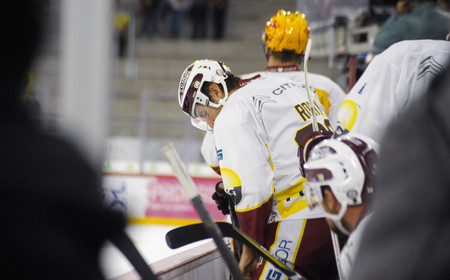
[100,224,210,279]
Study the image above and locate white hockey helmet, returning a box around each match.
[178,59,233,130]
[303,133,378,234]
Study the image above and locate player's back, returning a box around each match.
[214,76,329,220]
[241,68,345,129]
[337,39,450,143]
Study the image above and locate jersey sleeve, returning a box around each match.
[214,106,273,245]
[200,131,221,175]
[324,80,346,130]
[336,52,401,143]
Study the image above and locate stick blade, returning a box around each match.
[166,223,208,249]
[165,222,235,249]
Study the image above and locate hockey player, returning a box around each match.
[336,39,450,143]
[302,133,378,280]
[245,9,346,129]
[350,57,450,280]
[202,9,346,175]
[178,59,340,279]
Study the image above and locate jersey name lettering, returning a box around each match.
[294,102,324,121]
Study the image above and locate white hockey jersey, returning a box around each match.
[213,75,330,243]
[241,66,346,128]
[202,65,346,173]
[337,39,450,143]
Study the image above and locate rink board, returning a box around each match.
[102,172,226,225]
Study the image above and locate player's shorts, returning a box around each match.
[253,218,346,280]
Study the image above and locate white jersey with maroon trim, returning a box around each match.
[202,65,346,172]
[336,39,450,143]
[213,75,330,243]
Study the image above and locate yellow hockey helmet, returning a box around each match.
[264,9,310,55]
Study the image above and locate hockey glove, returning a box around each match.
[212,181,230,215]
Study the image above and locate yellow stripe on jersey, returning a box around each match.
[274,178,305,202]
[258,220,307,279]
[312,87,331,116]
[338,99,358,131]
[265,143,275,172]
[258,223,283,280]
[291,219,307,267]
[235,192,273,212]
[274,178,309,219]
[278,198,309,219]
[209,164,219,169]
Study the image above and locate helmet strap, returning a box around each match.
[218,98,227,107]
[323,203,351,235]
[217,84,229,107]
[207,82,229,109]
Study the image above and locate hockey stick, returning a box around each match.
[304,38,319,132]
[161,143,245,280]
[215,181,242,256]
[304,39,343,280]
[166,222,305,280]
[330,230,344,280]
[109,229,160,280]
[228,198,242,256]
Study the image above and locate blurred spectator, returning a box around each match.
[114,1,130,58]
[164,0,193,38]
[1,1,126,279]
[190,0,209,39]
[114,13,130,58]
[211,0,228,40]
[140,0,162,39]
[437,0,450,11]
[372,0,450,53]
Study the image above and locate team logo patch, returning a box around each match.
[103,183,127,211]
[179,68,191,99]
[266,269,282,280]
[217,149,223,161]
[418,56,445,79]
[357,82,366,95]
